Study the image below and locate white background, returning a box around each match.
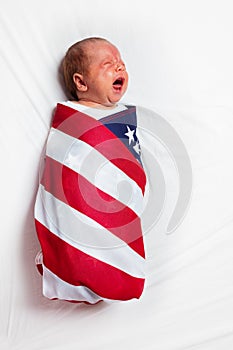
[1,0,233,349]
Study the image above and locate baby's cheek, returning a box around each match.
[105,69,115,78]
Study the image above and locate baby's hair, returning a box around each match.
[62,37,109,100]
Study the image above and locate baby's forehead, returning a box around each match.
[86,41,121,61]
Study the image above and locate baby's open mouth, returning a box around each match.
[113,77,124,89]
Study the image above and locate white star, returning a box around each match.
[124,125,135,145]
[133,141,141,155]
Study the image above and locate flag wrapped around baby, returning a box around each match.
[34,102,147,304]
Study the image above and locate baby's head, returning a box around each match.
[62,37,128,108]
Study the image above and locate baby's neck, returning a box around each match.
[72,99,117,110]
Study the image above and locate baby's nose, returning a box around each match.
[115,62,125,71]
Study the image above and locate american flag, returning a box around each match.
[34,103,146,304]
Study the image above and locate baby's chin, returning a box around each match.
[95,97,122,108]
[108,90,127,105]
[78,92,126,108]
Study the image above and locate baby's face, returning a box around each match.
[81,41,128,107]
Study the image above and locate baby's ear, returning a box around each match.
[73,73,88,92]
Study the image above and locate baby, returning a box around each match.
[34,37,147,304]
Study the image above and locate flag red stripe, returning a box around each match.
[51,104,146,194]
[41,156,145,257]
[36,220,145,300]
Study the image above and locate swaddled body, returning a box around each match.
[34,38,146,303]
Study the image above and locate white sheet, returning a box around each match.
[1,0,233,349]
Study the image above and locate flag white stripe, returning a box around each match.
[43,265,110,303]
[35,185,145,278]
[46,128,144,216]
